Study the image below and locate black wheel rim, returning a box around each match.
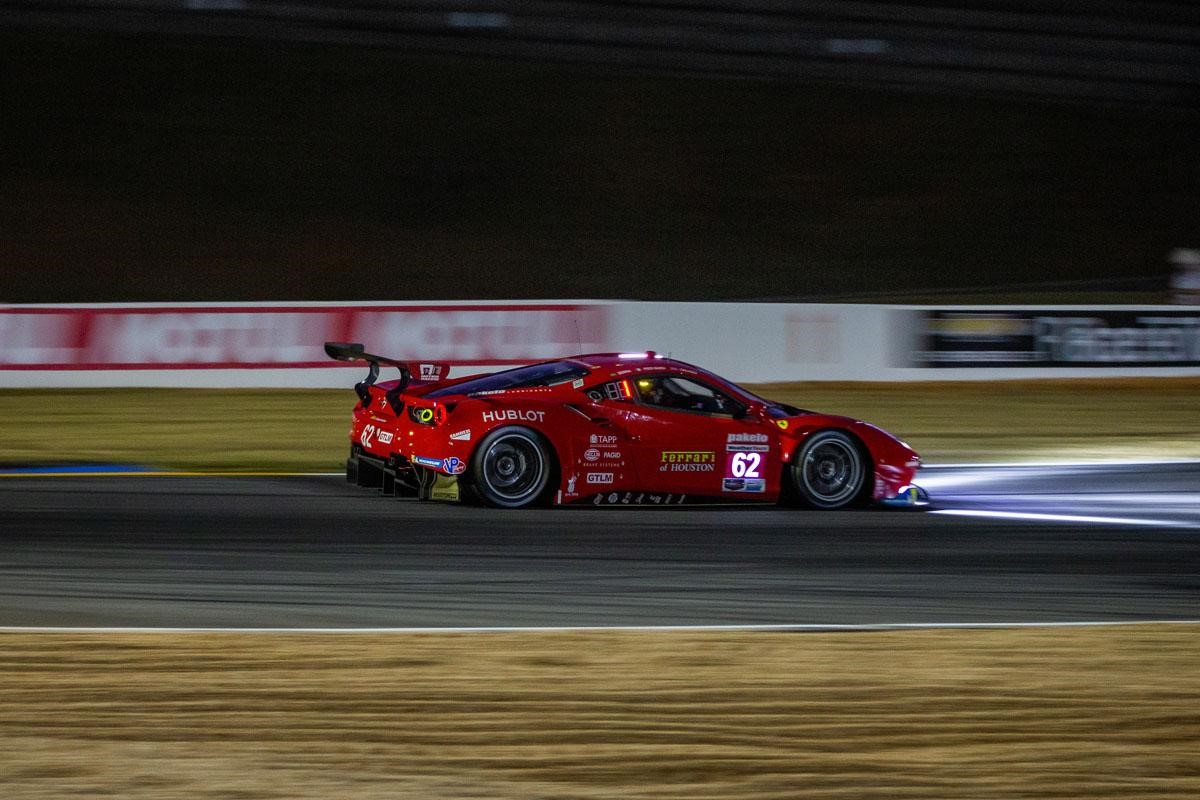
[802,437,862,506]
[482,434,545,503]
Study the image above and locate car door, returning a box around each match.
[615,373,777,500]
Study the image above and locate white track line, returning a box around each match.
[930,508,1195,528]
[926,458,1200,469]
[2,620,1200,634]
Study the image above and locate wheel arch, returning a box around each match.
[780,425,876,508]
[462,423,562,508]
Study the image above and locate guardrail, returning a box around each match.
[2,301,1198,387]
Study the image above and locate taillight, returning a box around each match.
[408,403,445,426]
[409,405,436,425]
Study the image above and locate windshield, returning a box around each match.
[426,360,589,397]
[702,370,804,416]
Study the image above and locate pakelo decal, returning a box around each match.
[727,432,770,443]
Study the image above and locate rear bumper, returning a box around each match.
[347,447,459,501]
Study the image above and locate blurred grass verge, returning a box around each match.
[2,626,1198,799]
[0,378,1197,471]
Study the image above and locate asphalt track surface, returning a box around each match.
[1,463,1198,629]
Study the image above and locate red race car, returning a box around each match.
[326,343,927,509]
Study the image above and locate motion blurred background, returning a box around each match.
[3,0,1199,305]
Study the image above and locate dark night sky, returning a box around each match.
[2,25,1197,303]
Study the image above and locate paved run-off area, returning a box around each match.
[2,627,1199,799]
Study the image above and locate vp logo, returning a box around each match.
[360,424,377,447]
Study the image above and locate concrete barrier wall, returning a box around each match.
[2,301,1198,387]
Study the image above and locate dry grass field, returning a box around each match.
[1,378,1198,471]
[2,626,1199,799]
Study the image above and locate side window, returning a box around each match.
[633,375,741,416]
[586,380,634,403]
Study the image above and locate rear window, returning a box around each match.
[426,360,589,397]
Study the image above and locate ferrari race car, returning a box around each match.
[327,343,927,509]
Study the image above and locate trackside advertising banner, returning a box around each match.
[3,302,1199,386]
[921,310,1200,367]
[0,303,610,370]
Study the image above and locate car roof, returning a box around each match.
[566,352,709,380]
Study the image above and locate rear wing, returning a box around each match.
[324,342,449,411]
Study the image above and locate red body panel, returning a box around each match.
[346,353,921,506]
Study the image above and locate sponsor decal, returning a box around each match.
[776,420,790,430]
[418,363,443,381]
[593,492,686,505]
[377,430,394,445]
[659,450,716,473]
[589,434,619,446]
[566,475,578,494]
[481,409,545,423]
[584,448,601,462]
[727,432,770,443]
[360,424,377,447]
[442,456,466,475]
[661,451,715,464]
[723,477,766,493]
[450,429,471,442]
[572,378,585,389]
[601,451,622,460]
[586,472,614,485]
[411,455,443,469]
[726,443,769,453]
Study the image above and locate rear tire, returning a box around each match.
[469,426,553,508]
[790,430,869,509]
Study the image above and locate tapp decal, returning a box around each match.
[481,409,545,423]
[660,451,716,471]
[589,434,619,446]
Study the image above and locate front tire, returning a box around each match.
[469,426,553,508]
[791,430,869,509]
